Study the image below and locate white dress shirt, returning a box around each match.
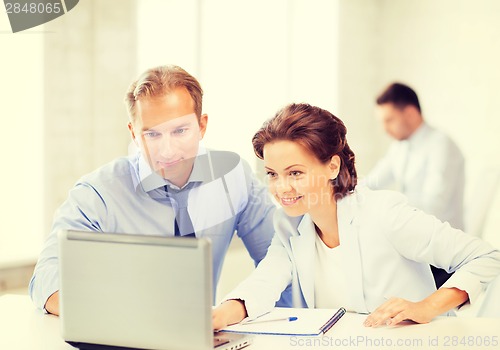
[366,123,465,230]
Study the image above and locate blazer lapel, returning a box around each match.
[287,191,369,313]
[337,193,369,313]
[290,214,316,308]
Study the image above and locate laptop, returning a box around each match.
[58,229,253,350]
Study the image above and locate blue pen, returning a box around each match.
[242,316,298,325]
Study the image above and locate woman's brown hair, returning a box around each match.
[252,103,357,200]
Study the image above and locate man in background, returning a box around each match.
[29,65,285,315]
[366,82,465,288]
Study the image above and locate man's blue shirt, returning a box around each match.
[29,148,278,310]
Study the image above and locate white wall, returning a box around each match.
[0,16,44,266]
[336,0,387,177]
[42,0,136,244]
[138,0,340,170]
[199,0,290,166]
[137,0,199,76]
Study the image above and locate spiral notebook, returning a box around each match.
[220,307,346,336]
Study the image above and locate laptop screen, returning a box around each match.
[59,230,214,350]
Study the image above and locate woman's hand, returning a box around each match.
[363,297,436,327]
[212,299,248,331]
[363,288,469,327]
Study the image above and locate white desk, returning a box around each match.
[1,294,499,350]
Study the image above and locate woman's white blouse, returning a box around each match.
[314,234,351,310]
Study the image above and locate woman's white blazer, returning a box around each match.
[225,186,500,318]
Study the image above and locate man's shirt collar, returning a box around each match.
[134,146,210,193]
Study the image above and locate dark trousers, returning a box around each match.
[431,265,453,289]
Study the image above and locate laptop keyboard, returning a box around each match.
[214,337,230,348]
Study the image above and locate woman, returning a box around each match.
[212,103,500,329]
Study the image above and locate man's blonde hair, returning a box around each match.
[125,65,203,122]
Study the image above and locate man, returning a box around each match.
[29,65,279,315]
[366,82,465,288]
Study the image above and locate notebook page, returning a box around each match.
[220,307,342,336]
